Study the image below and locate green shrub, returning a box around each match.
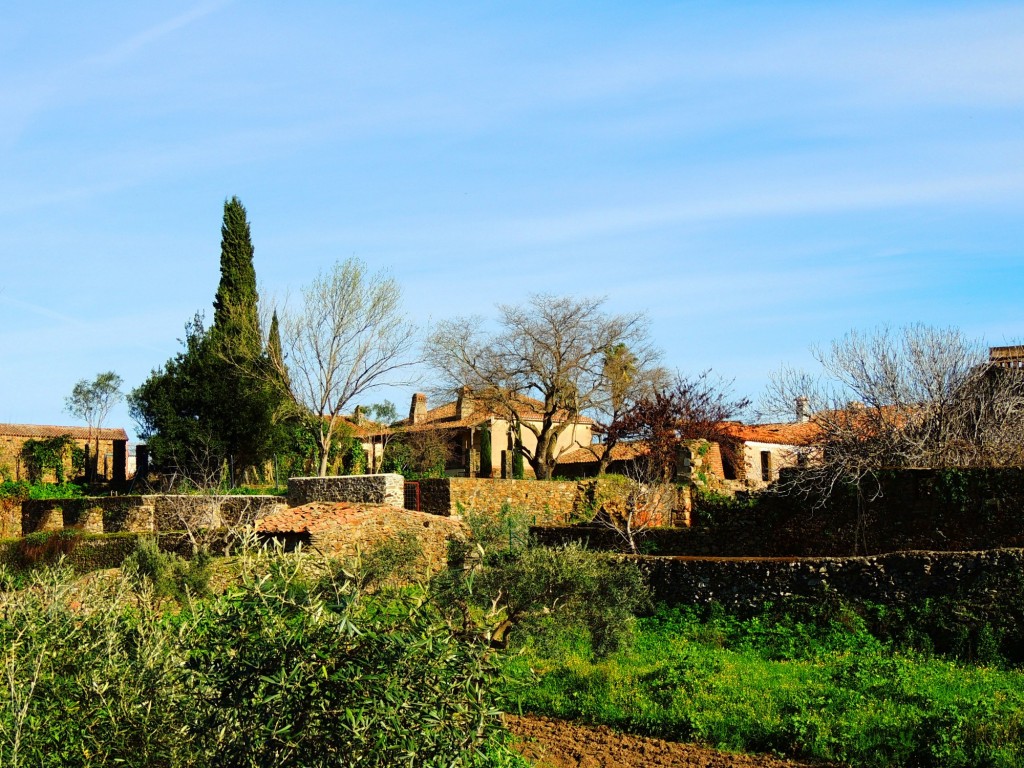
[0,544,528,768]
[123,537,212,602]
[436,540,649,657]
[463,502,535,558]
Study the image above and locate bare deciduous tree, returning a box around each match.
[425,294,653,480]
[275,259,417,477]
[764,324,1024,549]
[591,455,677,554]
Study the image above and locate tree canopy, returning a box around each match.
[129,199,283,484]
[426,294,653,480]
[765,324,1024,514]
[273,258,417,477]
[65,371,123,482]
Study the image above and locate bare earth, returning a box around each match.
[505,715,840,768]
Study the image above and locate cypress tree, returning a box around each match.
[267,310,284,370]
[512,427,525,479]
[212,196,260,357]
[131,198,286,484]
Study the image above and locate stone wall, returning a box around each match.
[534,468,1024,557]
[634,548,1024,616]
[288,474,404,507]
[0,532,202,573]
[301,506,466,575]
[415,477,646,525]
[0,434,125,483]
[22,495,284,535]
[762,468,1024,555]
[0,498,22,538]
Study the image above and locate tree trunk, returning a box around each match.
[317,433,331,477]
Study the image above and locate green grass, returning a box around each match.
[502,604,1024,768]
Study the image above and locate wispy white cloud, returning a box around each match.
[0,2,231,149]
[89,1,233,68]
[0,294,78,324]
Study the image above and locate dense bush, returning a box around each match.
[0,545,527,768]
[435,518,649,657]
[123,536,212,602]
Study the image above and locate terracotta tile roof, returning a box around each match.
[0,423,129,441]
[720,421,821,446]
[256,501,368,534]
[335,416,391,438]
[557,442,649,465]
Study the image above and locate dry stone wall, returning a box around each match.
[416,477,644,525]
[288,474,404,507]
[634,548,1024,616]
[21,495,284,535]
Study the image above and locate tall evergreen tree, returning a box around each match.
[267,310,284,371]
[130,198,285,485]
[212,196,260,357]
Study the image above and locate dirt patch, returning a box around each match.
[506,715,840,768]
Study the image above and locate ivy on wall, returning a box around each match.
[20,435,76,484]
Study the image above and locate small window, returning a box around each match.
[760,451,772,482]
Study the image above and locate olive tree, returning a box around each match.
[274,259,417,477]
[426,294,653,480]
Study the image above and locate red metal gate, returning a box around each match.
[404,481,420,511]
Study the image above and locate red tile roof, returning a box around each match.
[0,423,129,441]
[720,421,821,446]
[557,442,649,465]
[256,501,367,534]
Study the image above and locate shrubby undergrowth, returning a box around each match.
[0,538,527,768]
[504,600,1024,768]
[0,480,84,500]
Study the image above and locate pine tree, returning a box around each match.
[212,196,260,357]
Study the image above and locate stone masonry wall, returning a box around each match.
[415,477,640,524]
[288,474,404,507]
[449,478,578,523]
[0,498,22,538]
[633,548,1024,616]
[21,495,284,535]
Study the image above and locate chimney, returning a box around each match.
[795,396,811,424]
[409,393,427,425]
[456,386,475,420]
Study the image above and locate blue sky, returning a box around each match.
[1,2,1022,439]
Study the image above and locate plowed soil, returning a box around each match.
[506,715,839,768]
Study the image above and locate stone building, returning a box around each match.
[0,423,129,483]
[359,390,594,478]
